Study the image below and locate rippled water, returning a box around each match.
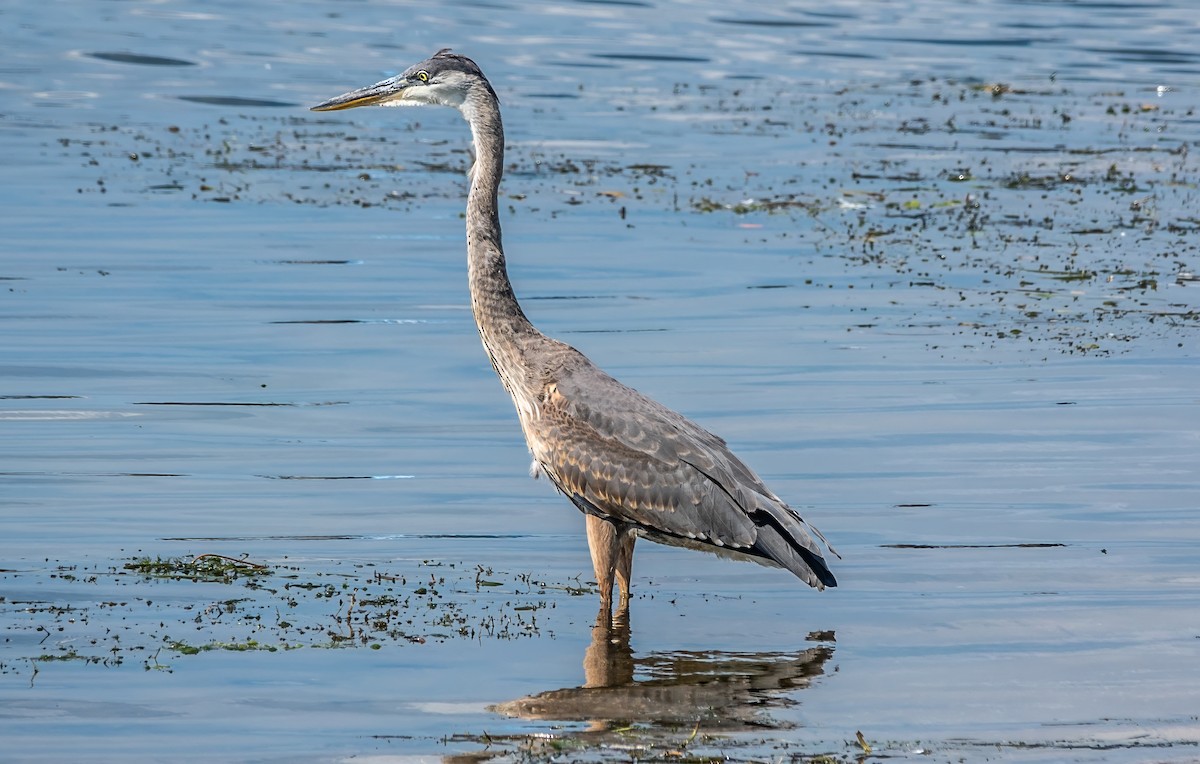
[2,0,1199,761]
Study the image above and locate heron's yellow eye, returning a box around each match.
[416,70,429,83]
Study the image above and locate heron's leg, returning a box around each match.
[585,514,620,618]
[613,531,636,618]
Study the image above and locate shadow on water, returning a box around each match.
[492,618,833,731]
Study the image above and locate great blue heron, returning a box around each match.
[312,49,837,621]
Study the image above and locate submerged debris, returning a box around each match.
[124,553,271,581]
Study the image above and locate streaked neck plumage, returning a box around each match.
[459,81,544,405]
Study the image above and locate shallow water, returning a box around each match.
[2,0,1199,761]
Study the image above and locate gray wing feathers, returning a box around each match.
[535,397,759,549]
[529,350,837,589]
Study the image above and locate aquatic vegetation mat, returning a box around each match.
[0,554,564,676]
[53,76,1200,360]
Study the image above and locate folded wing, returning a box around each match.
[527,350,837,590]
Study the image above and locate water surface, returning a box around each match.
[2,0,1198,761]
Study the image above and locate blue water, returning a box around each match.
[2,0,1199,760]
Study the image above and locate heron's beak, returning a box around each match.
[310,76,410,111]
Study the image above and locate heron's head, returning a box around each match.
[311,49,495,116]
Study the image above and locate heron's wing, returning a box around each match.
[531,355,836,588]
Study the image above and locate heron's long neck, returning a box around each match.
[463,86,541,396]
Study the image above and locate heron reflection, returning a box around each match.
[490,621,834,732]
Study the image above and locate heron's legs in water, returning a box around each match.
[586,514,636,621]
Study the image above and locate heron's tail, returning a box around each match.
[748,498,838,590]
[754,525,837,589]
